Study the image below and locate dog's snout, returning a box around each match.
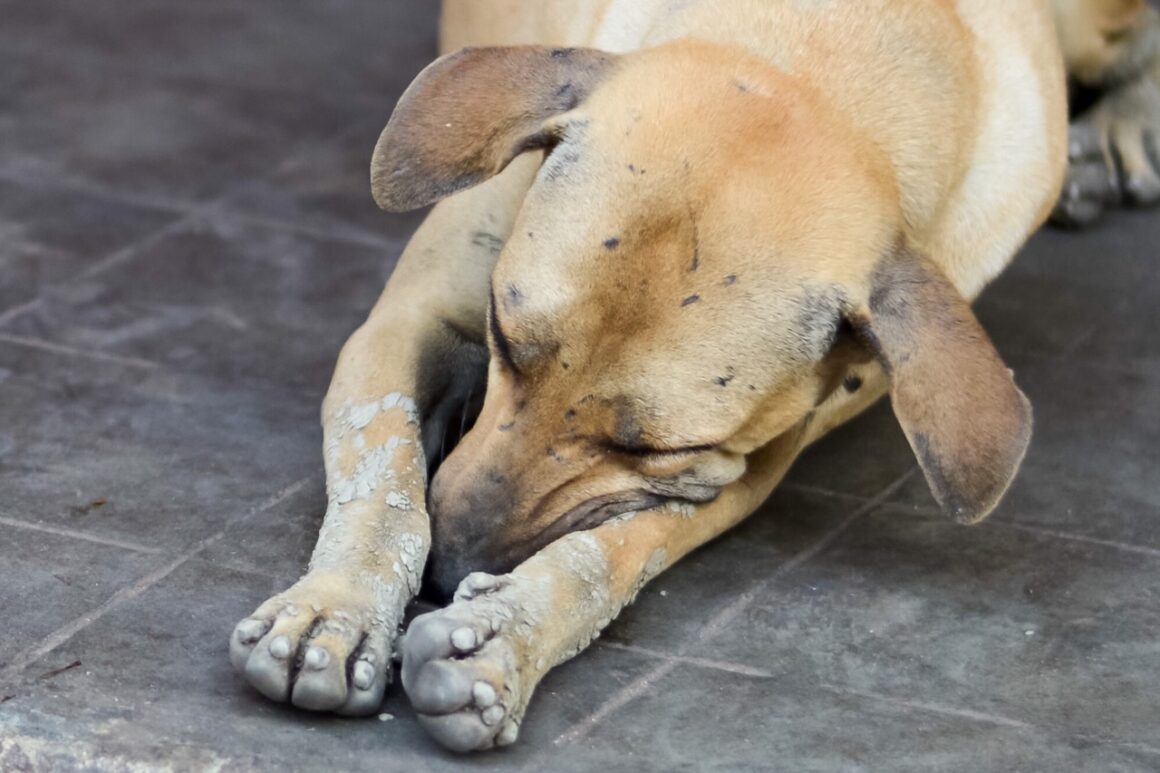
[424,550,474,603]
[426,458,521,602]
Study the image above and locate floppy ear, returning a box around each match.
[852,245,1033,524]
[371,46,618,212]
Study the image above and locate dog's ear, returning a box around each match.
[850,245,1032,524]
[371,46,618,212]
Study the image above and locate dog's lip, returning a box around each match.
[528,490,696,552]
[478,492,706,584]
[519,492,663,551]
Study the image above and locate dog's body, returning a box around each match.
[229,0,1160,752]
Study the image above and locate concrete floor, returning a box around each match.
[1,2,1159,771]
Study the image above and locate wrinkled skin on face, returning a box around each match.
[424,45,900,593]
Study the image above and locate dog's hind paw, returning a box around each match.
[1054,126,1120,227]
[1054,73,1160,227]
[400,572,542,752]
[229,572,399,716]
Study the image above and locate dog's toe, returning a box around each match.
[418,710,520,754]
[1112,124,1160,205]
[1053,148,1119,227]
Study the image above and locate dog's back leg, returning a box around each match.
[1053,0,1160,225]
[227,152,541,716]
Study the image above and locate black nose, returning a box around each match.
[423,552,471,604]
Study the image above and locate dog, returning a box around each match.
[228,0,1160,752]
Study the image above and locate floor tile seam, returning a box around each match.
[1010,346,1160,382]
[0,166,191,214]
[0,514,165,555]
[0,299,44,329]
[0,475,314,686]
[829,686,1160,760]
[184,554,298,584]
[817,683,1033,730]
[586,644,1035,735]
[777,482,873,504]
[0,331,162,369]
[547,469,916,749]
[575,643,1160,757]
[683,469,919,652]
[995,520,1160,560]
[594,641,776,679]
[0,42,400,112]
[0,205,209,346]
[220,208,402,252]
[547,659,678,750]
[876,500,1160,561]
[0,158,402,252]
[0,537,218,685]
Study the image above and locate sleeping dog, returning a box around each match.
[229,0,1160,752]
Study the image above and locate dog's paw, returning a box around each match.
[229,572,397,716]
[1054,74,1160,227]
[1054,124,1121,227]
[400,572,542,752]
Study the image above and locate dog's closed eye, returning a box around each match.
[606,441,717,458]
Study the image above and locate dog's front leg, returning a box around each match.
[398,434,800,752]
[226,309,449,715]
[228,154,540,715]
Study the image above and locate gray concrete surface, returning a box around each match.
[1,2,1158,770]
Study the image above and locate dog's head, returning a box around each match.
[373,43,1032,595]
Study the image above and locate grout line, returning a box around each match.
[184,555,297,584]
[0,516,164,555]
[0,118,392,227]
[596,642,1032,731]
[553,469,917,747]
[690,470,917,648]
[596,641,1160,756]
[551,659,679,748]
[0,163,401,254]
[1059,321,1104,358]
[992,520,1160,561]
[0,332,161,370]
[76,210,207,283]
[0,533,223,682]
[0,299,42,329]
[1071,735,1160,759]
[1011,345,1160,381]
[818,684,1032,730]
[595,641,775,678]
[778,482,871,503]
[0,145,400,338]
[0,167,193,216]
[0,41,394,118]
[247,476,316,514]
[0,476,313,685]
[881,499,1160,562]
[221,208,400,252]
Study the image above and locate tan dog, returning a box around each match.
[228,0,1160,753]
